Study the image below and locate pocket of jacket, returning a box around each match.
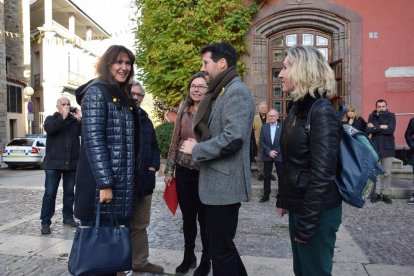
[295,171,310,195]
[208,161,231,176]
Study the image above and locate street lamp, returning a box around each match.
[24,86,34,101]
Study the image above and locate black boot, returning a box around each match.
[176,254,197,274]
[193,258,211,276]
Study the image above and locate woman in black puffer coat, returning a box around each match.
[74,45,139,225]
[277,45,342,276]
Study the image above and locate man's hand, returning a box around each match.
[367,122,374,128]
[180,138,197,154]
[269,150,278,159]
[72,108,82,121]
[380,124,388,129]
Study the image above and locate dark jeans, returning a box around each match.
[411,153,414,173]
[40,169,76,226]
[175,164,209,260]
[263,160,282,197]
[289,204,342,276]
[205,203,247,276]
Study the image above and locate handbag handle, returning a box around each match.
[95,202,121,230]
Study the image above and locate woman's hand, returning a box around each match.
[164,175,173,187]
[99,187,113,203]
[276,207,288,218]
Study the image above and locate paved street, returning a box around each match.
[0,168,413,275]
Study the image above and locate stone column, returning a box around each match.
[0,2,7,148]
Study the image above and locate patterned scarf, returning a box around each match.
[193,66,239,142]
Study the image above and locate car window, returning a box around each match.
[36,140,46,147]
[7,139,34,147]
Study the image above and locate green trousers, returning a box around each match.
[289,204,342,276]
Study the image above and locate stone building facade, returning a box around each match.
[245,0,414,148]
[0,2,7,150]
[0,0,27,150]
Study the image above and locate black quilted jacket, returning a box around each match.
[277,95,342,242]
[74,79,138,221]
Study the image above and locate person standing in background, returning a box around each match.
[129,81,164,274]
[405,117,414,204]
[342,104,367,132]
[366,99,396,204]
[40,96,81,235]
[253,102,275,181]
[259,109,283,203]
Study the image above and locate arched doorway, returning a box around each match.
[246,3,362,113]
[269,29,336,116]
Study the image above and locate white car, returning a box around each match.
[2,136,46,169]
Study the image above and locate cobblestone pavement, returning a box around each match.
[0,177,413,274]
[341,199,414,266]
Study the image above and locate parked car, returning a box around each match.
[2,136,46,169]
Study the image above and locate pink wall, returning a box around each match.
[333,0,414,147]
[265,0,414,147]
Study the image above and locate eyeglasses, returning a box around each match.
[190,84,207,90]
[132,93,145,98]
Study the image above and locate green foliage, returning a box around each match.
[155,121,174,159]
[134,0,259,111]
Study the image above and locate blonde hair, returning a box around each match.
[285,45,336,102]
[342,104,360,123]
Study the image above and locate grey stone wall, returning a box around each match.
[0,0,25,148]
[0,2,7,149]
[5,0,24,81]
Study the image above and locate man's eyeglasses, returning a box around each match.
[132,93,145,98]
[190,84,207,90]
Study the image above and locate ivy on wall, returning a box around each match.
[134,0,265,115]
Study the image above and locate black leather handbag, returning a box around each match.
[68,202,132,276]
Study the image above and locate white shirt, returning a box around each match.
[270,123,277,144]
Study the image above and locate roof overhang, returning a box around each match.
[30,0,110,39]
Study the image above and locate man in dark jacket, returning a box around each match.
[259,109,283,202]
[40,97,81,235]
[129,82,164,274]
[366,99,396,204]
[405,117,414,204]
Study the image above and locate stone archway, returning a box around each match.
[245,0,362,110]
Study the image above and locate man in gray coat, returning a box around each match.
[181,42,254,276]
